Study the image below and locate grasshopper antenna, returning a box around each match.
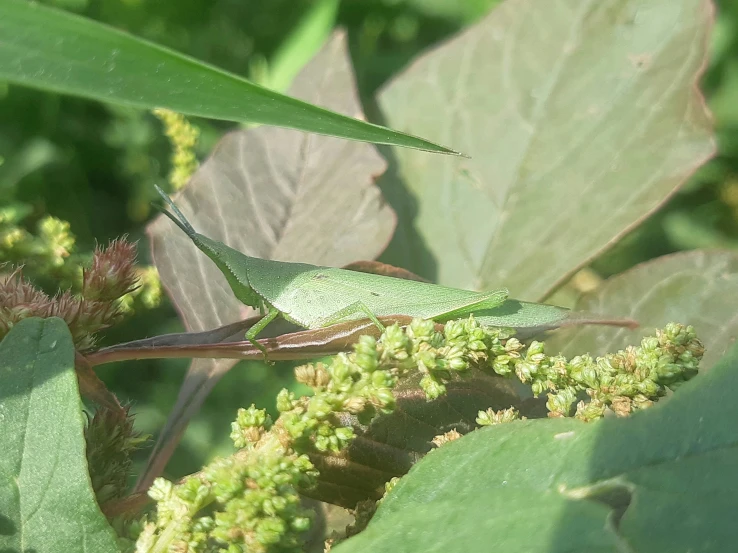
[153,184,196,237]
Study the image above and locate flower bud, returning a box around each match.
[420,375,445,400]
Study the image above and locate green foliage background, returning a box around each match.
[2,0,736,480]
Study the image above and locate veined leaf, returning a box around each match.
[0,318,118,553]
[378,0,715,299]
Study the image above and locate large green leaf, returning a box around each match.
[548,250,738,370]
[0,318,119,552]
[142,31,397,491]
[0,0,456,154]
[378,0,714,299]
[336,337,738,553]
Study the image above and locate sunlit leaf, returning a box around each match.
[336,338,738,553]
[378,0,715,300]
[548,250,738,370]
[406,0,502,23]
[267,0,340,92]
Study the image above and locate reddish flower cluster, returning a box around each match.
[83,238,139,302]
[0,238,139,350]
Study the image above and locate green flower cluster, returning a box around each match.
[0,202,77,283]
[476,407,521,426]
[541,323,703,420]
[136,430,318,553]
[230,404,274,449]
[277,335,396,453]
[152,108,200,191]
[117,265,163,313]
[253,317,703,459]
[139,317,703,552]
[271,318,514,456]
[278,317,703,435]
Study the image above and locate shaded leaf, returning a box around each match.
[378,0,715,299]
[336,338,738,553]
[0,318,118,552]
[0,0,457,154]
[143,30,396,490]
[548,250,738,370]
[305,370,527,508]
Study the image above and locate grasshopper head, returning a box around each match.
[154,185,263,311]
[191,233,263,311]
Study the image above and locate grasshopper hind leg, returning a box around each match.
[316,301,385,332]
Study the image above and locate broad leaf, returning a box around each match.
[336,338,738,553]
[548,250,738,370]
[0,318,118,552]
[0,0,456,154]
[305,370,527,507]
[378,0,714,299]
[144,30,397,489]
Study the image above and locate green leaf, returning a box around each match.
[0,0,457,155]
[0,318,119,552]
[548,250,738,371]
[141,31,397,491]
[378,0,715,299]
[336,338,738,553]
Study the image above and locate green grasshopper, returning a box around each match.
[156,185,514,353]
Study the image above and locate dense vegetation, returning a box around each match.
[1,0,737,551]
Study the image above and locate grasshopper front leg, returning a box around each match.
[245,306,281,361]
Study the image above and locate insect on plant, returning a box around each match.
[155,185,518,356]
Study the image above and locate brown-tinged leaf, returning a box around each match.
[378,0,715,300]
[343,260,430,282]
[74,352,125,418]
[87,310,635,366]
[304,369,527,508]
[86,316,419,366]
[142,30,396,490]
